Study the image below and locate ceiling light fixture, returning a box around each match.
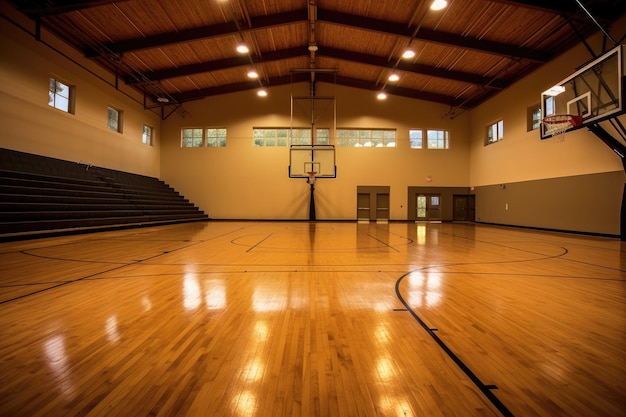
[388,73,400,82]
[247,70,258,78]
[236,43,249,54]
[377,91,387,100]
[430,0,448,11]
[402,49,416,59]
[257,88,268,97]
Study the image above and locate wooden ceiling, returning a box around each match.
[5,0,626,111]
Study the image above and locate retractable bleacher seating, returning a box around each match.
[0,148,208,239]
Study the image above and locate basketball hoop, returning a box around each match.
[542,114,583,137]
[307,171,317,185]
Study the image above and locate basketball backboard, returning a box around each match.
[289,145,336,178]
[540,44,625,139]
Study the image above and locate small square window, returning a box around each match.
[409,129,423,149]
[426,129,449,149]
[182,128,203,147]
[206,128,227,147]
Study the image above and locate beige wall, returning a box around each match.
[0,3,161,177]
[159,82,471,220]
[469,19,625,186]
[467,16,626,235]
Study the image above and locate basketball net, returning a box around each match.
[542,114,583,143]
[307,171,317,185]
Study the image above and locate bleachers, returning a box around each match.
[0,148,208,239]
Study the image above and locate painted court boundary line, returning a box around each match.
[394,271,515,417]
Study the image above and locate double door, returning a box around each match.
[357,186,390,222]
[415,194,441,221]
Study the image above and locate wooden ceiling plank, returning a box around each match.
[127,47,304,84]
[84,8,308,57]
[12,0,131,16]
[317,8,551,62]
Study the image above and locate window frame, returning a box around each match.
[336,128,396,147]
[142,125,154,146]
[205,128,227,147]
[181,128,204,148]
[426,129,449,149]
[527,104,542,131]
[48,77,74,114]
[252,127,330,147]
[486,119,504,145]
[409,129,423,149]
[107,106,123,133]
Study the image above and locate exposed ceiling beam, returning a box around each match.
[487,0,622,22]
[318,47,510,89]
[165,72,467,108]
[82,6,551,64]
[167,73,308,103]
[85,8,308,57]
[125,47,305,84]
[314,74,467,107]
[13,0,131,16]
[316,8,552,63]
[124,45,510,91]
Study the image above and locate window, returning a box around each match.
[48,77,73,113]
[182,128,203,147]
[315,129,330,145]
[289,128,311,145]
[206,128,227,147]
[336,129,396,147]
[426,129,449,149]
[486,120,503,144]
[142,125,153,145]
[527,105,542,131]
[107,107,123,133]
[253,128,329,146]
[409,129,423,149]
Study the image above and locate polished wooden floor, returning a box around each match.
[0,221,624,417]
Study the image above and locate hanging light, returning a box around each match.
[430,0,448,11]
[388,73,400,82]
[236,43,249,53]
[402,49,416,59]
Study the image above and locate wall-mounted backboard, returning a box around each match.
[540,44,625,139]
[289,145,336,178]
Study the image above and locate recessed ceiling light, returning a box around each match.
[377,91,387,100]
[388,73,400,82]
[430,0,448,11]
[236,43,249,54]
[247,70,258,78]
[257,88,268,97]
[402,49,416,59]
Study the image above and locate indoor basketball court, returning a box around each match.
[0,221,623,417]
[1,0,625,416]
